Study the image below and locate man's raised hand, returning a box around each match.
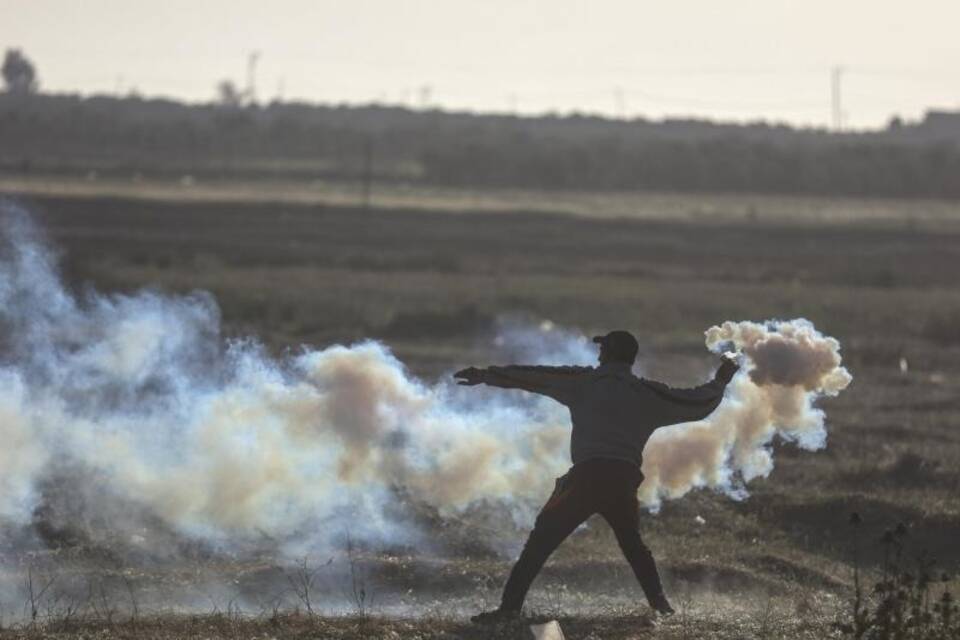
[716,355,741,384]
[454,367,486,386]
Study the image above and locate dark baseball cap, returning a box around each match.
[592,330,639,363]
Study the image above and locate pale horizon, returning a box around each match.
[2,0,959,129]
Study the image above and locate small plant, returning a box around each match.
[22,562,58,625]
[256,592,285,624]
[674,588,696,640]
[86,575,118,625]
[753,591,779,640]
[284,555,331,616]
[119,568,140,620]
[344,533,373,620]
[837,512,960,639]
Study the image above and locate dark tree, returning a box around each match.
[2,49,38,94]
[216,80,243,108]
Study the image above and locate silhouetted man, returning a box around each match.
[455,330,739,622]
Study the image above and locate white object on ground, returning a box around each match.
[530,620,566,640]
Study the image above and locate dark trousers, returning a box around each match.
[500,458,666,611]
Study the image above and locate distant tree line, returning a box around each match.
[420,135,960,197]
[2,48,959,198]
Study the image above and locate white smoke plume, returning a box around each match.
[0,202,572,557]
[0,201,850,562]
[639,319,852,508]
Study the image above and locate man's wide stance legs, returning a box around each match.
[498,459,670,613]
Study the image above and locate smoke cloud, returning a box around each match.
[639,319,852,508]
[0,202,850,563]
[0,203,573,558]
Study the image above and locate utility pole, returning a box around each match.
[418,85,432,110]
[361,137,374,211]
[831,66,843,131]
[246,51,261,105]
[614,86,626,120]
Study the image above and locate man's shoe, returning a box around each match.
[471,608,522,624]
[649,595,675,616]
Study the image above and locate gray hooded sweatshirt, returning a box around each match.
[483,362,729,467]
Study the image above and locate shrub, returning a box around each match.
[837,513,959,639]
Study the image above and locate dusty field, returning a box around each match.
[1,186,958,638]
[0,608,840,640]
[5,174,960,227]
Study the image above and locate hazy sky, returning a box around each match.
[3,0,958,128]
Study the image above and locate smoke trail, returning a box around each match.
[0,203,579,557]
[0,201,850,563]
[638,319,852,508]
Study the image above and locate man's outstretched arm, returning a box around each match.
[454,365,588,403]
[641,356,740,425]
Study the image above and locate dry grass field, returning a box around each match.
[1,183,959,639]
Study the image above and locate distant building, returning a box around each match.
[918,109,960,139]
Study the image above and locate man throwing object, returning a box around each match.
[454,330,739,622]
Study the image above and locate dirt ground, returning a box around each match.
[1,184,958,638]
